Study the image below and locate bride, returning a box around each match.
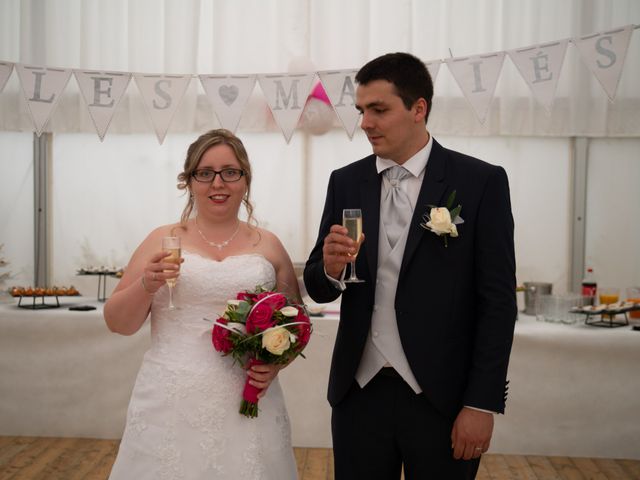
[104,129,300,479]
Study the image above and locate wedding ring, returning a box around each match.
[474,447,482,451]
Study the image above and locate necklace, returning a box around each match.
[195,217,241,250]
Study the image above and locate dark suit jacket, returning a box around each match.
[304,139,517,420]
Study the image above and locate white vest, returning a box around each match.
[354,216,422,394]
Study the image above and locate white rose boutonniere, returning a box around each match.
[420,190,464,247]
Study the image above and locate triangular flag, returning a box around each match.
[74,69,132,141]
[573,25,633,101]
[134,73,192,144]
[0,62,14,94]
[508,39,569,113]
[425,60,441,84]
[15,64,72,136]
[199,74,256,134]
[257,73,316,143]
[318,70,359,139]
[446,52,505,124]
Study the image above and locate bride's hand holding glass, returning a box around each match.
[142,240,182,306]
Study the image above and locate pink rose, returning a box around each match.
[246,303,275,333]
[212,318,233,354]
[295,310,311,348]
[256,292,287,310]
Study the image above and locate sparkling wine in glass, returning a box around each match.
[162,236,181,310]
[343,209,365,283]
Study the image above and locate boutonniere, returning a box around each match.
[420,190,464,247]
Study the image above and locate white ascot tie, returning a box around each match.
[381,165,413,248]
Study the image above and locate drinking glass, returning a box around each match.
[626,287,640,320]
[599,287,619,320]
[343,209,364,284]
[162,236,181,310]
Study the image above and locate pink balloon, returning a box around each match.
[309,82,331,105]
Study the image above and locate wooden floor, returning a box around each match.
[1,436,639,479]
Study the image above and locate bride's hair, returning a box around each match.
[177,129,256,227]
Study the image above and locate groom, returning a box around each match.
[304,52,517,479]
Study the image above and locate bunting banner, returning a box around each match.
[573,25,633,101]
[0,62,13,94]
[0,24,636,142]
[134,73,192,144]
[425,60,441,84]
[74,70,132,141]
[258,72,316,143]
[508,39,569,113]
[446,51,505,124]
[199,74,257,134]
[16,64,72,136]
[317,70,359,139]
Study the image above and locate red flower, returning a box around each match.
[295,310,312,348]
[237,291,257,302]
[245,303,275,333]
[212,318,233,354]
[256,292,287,310]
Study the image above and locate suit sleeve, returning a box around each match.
[464,166,517,413]
[304,171,343,304]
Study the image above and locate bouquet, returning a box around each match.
[210,286,312,418]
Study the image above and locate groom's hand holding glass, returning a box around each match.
[322,221,365,282]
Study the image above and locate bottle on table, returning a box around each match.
[581,268,597,306]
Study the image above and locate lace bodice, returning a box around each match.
[108,253,297,480]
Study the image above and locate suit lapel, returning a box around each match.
[401,139,449,273]
[360,157,382,283]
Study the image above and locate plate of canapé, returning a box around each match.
[9,286,81,297]
[570,301,639,314]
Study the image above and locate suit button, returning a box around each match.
[373,331,379,338]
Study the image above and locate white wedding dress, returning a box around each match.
[109,252,298,480]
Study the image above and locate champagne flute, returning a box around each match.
[162,236,181,310]
[343,209,365,283]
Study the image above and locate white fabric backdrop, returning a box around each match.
[1,131,637,298]
[0,0,639,137]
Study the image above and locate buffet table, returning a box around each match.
[1,299,639,459]
[0,298,149,439]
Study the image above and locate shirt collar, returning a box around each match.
[375,133,433,178]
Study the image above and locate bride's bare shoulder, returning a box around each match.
[139,223,184,247]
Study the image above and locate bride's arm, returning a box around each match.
[247,229,301,393]
[104,227,180,335]
[270,233,302,304]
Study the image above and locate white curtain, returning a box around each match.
[0,0,639,136]
[1,0,639,295]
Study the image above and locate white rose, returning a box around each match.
[427,207,455,235]
[280,306,299,317]
[227,299,241,306]
[262,327,291,355]
[227,322,246,334]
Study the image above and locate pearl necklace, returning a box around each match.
[195,217,241,250]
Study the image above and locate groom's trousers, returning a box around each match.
[331,368,480,480]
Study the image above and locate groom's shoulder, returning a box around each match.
[333,154,376,177]
[439,143,502,177]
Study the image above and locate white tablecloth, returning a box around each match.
[1,299,639,459]
[0,297,149,439]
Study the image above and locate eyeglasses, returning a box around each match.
[191,168,245,183]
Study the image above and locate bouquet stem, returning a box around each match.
[241,357,264,418]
